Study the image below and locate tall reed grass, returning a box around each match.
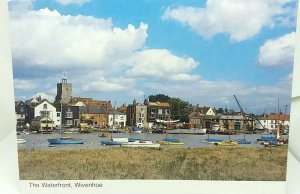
[18,146,287,180]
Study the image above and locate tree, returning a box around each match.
[148,94,170,102]
[168,98,193,123]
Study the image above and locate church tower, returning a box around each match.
[55,74,72,105]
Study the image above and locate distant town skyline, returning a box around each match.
[10,0,296,114]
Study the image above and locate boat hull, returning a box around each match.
[236,139,251,144]
[158,138,184,145]
[215,141,238,147]
[159,141,184,145]
[121,140,160,148]
[101,140,122,145]
[204,138,223,144]
[165,128,207,135]
[47,138,84,144]
[17,139,26,144]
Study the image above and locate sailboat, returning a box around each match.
[214,106,238,147]
[157,117,184,145]
[233,95,251,144]
[47,101,84,144]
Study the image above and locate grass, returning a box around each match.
[18,146,287,180]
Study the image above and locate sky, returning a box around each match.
[9,0,297,114]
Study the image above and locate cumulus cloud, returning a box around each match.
[169,74,201,81]
[32,92,55,102]
[14,79,37,91]
[258,32,295,66]
[55,0,90,6]
[125,49,199,78]
[10,8,148,69]
[162,0,296,41]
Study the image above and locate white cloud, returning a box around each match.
[32,92,55,102]
[78,71,136,93]
[55,0,90,6]
[14,79,37,91]
[162,0,296,41]
[10,8,148,69]
[169,74,201,81]
[258,32,295,66]
[125,49,199,78]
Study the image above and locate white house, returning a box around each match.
[255,114,290,133]
[108,110,127,128]
[33,99,61,128]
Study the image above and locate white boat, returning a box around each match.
[121,140,160,148]
[17,139,26,144]
[112,137,129,142]
[211,124,220,132]
[165,128,207,135]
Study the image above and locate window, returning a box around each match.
[43,104,47,110]
[57,113,60,117]
[151,108,155,114]
[65,112,73,118]
[158,109,162,114]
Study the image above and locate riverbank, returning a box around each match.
[18,146,287,180]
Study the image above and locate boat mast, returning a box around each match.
[60,97,63,135]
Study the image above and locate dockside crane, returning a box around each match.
[233,95,266,131]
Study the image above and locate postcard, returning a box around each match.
[1,0,300,194]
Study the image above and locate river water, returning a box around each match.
[17,132,282,151]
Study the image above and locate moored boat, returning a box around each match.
[204,138,223,144]
[236,138,251,144]
[47,137,84,144]
[157,138,184,145]
[121,140,160,148]
[17,138,26,144]
[214,140,238,147]
[165,128,207,135]
[100,140,122,145]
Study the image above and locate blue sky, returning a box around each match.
[9,0,297,114]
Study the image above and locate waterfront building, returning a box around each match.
[189,105,217,129]
[255,114,290,133]
[26,99,60,131]
[61,106,80,128]
[31,116,54,131]
[146,100,171,129]
[15,100,26,130]
[126,100,148,128]
[78,106,109,128]
[108,110,127,128]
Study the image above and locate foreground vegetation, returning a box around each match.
[18,146,287,180]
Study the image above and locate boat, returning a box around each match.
[236,138,251,144]
[100,140,122,145]
[47,102,84,145]
[100,137,135,146]
[121,140,160,148]
[263,141,284,147]
[257,134,277,143]
[131,126,142,133]
[17,139,26,144]
[214,140,238,147]
[47,137,84,144]
[157,138,184,145]
[204,138,223,144]
[233,95,252,144]
[165,128,207,135]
